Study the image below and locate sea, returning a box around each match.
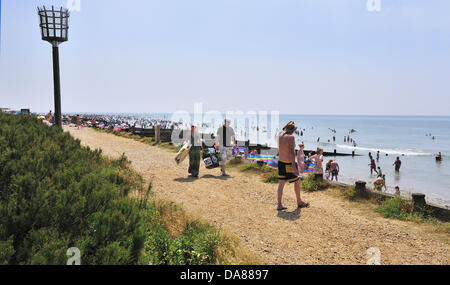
[96,113,450,208]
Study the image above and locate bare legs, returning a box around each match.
[294,180,302,205]
[277,180,286,210]
[277,180,303,210]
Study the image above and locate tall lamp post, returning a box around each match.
[37,6,70,129]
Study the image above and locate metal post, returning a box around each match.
[52,43,62,129]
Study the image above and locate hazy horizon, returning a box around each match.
[1,0,449,116]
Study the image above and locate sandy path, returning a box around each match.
[66,127,449,265]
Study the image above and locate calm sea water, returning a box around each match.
[112,113,450,207]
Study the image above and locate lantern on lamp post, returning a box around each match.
[37,6,70,129]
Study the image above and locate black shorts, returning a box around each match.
[278,160,299,183]
[332,169,338,176]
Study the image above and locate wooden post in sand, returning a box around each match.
[412,193,426,211]
[355,181,367,197]
[155,125,161,143]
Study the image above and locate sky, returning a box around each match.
[0,0,449,115]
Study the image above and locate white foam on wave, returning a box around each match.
[336,144,431,156]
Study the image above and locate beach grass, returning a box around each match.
[0,114,256,265]
[300,175,329,192]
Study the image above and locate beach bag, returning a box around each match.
[175,141,191,164]
[202,150,220,169]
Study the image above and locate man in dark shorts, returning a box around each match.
[393,157,401,171]
[215,119,236,176]
[277,121,309,210]
[330,160,339,181]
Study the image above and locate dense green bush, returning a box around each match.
[0,114,225,264]
[375,196,428,222]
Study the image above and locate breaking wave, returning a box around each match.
[336,144,432,156]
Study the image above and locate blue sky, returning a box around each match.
[0,0,449,115]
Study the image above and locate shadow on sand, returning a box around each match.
[200,174,231,180]
[174,176,198,183]
[277,207,301,221]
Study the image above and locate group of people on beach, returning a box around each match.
[184,120,316,211]
[185,119,236,178]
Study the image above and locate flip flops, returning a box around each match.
[297,201,310,208]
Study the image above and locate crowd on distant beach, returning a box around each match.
[58,113,182,130]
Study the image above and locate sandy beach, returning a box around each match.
[65,126,449,265]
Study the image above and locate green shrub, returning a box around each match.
[0,113,226,265]
[375,196,425,222]
[301,175,328,192]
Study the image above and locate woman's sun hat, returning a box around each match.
[283,121,297,132]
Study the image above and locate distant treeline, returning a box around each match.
[0,113,246,265]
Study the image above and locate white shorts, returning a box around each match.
[219,147,232,166]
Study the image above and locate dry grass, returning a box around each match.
[154,199,260,264]
[216,229,261,265]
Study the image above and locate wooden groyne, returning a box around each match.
[351,180,450,221]
[130,126,360,156]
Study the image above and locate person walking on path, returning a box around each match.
[76,115,81,130]
[277,121,309,210]
[187,125,203,178]
[216,119,236,176]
